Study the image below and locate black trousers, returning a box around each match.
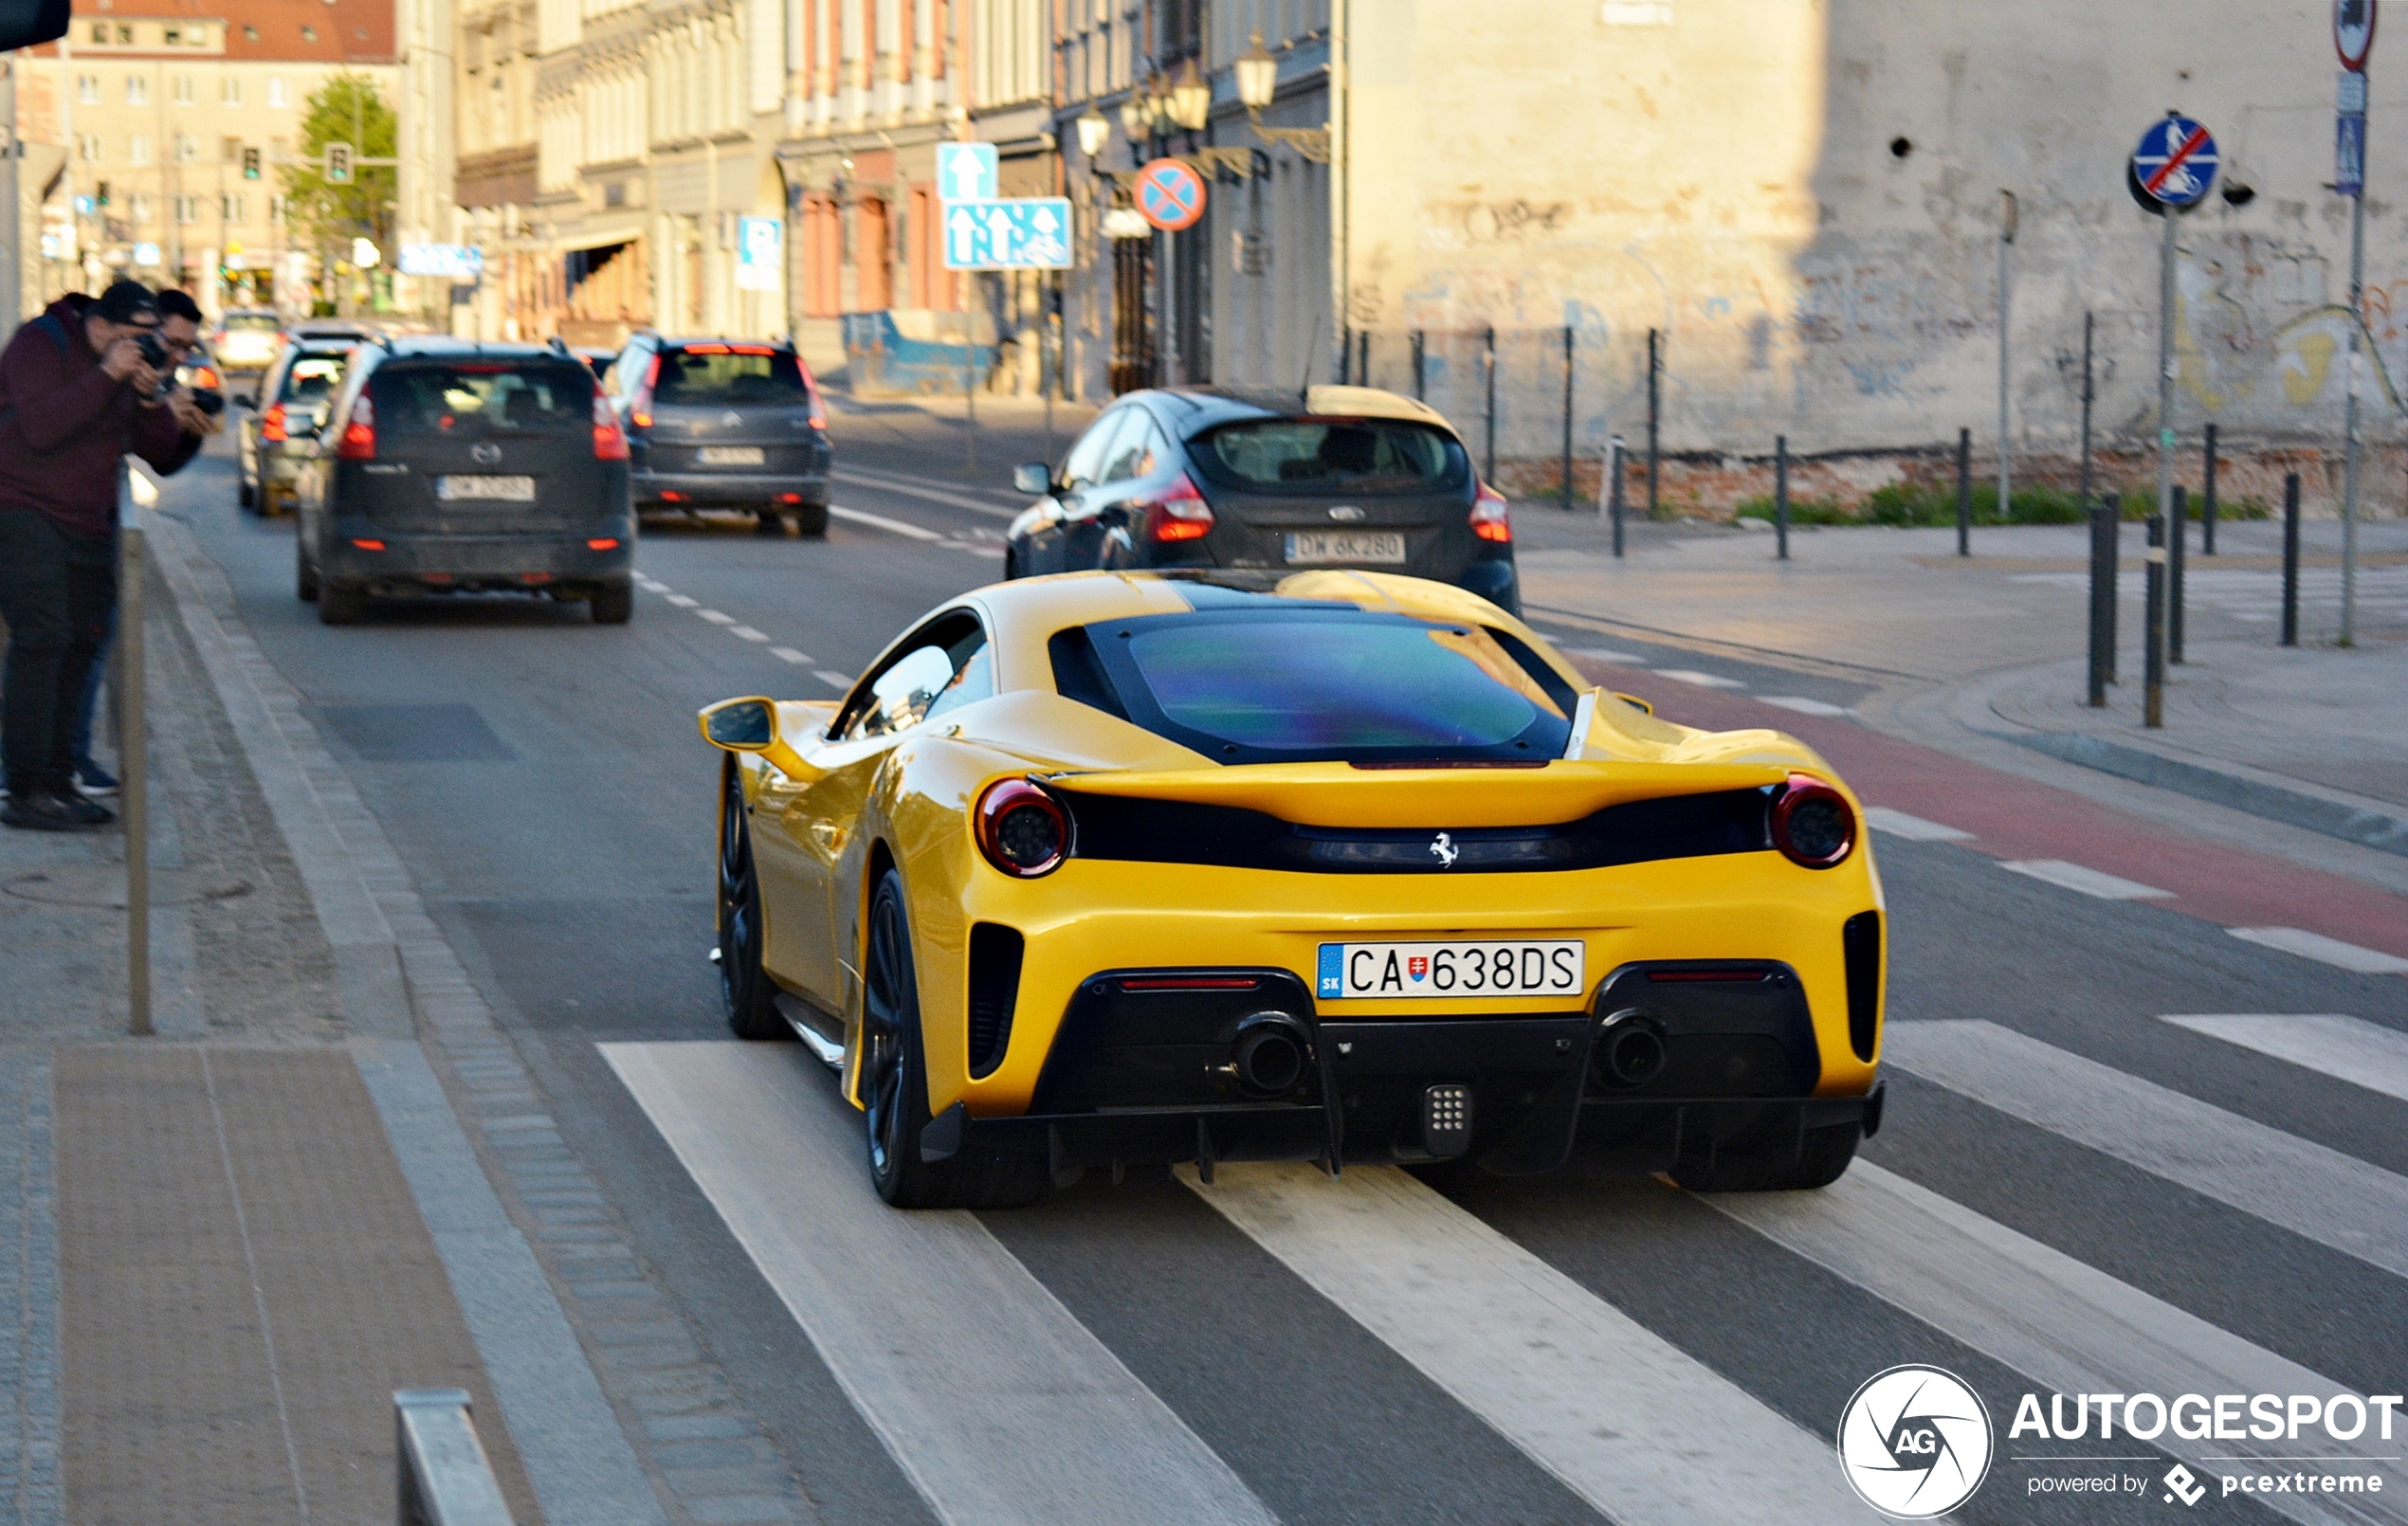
[0,509,116,797]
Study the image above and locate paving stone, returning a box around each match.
[643,1414,752,1443]
[652,1440,771,1471]
[684,1495,800,1522]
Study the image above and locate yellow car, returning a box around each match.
[699,570,1885,1208]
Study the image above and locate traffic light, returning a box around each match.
[323,141,352,185]
[242,146,261,180]
[94,181,109,207]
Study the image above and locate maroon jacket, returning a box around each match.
[0,294,202,539]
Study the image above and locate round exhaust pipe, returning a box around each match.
[1594,1008,1668,1089]
[1228,1012,1310,1097]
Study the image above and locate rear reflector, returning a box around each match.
[520,572,553,584]
[1117,976,1262,991]
[775,492,802,503]
[350,538,386,551]
[659,491,686,502]
[586,537,620,551]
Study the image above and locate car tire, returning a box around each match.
[295,539,319,602]
[717,760,787,1042]
[1001,547,1019,580]
[589,581,633,625]
[1669,1121,1859,1192]
[794,500,829,538]
[755,508,789,537]
[318,582,366,625]
[860,869,1044,1209]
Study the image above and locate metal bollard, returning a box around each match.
[1774,434,1790,561]
[2143,517,2166,729]
[2087,500,2116,706]
[396,1390,514,1526]
[1608,436,1626,558]
[1955,427,1972,557]
[2201,423,2218,556]
[2281,472,2301,647]
[2169,484,2187,665]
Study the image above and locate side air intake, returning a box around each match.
[1842,911,1882,1062]
[967,923,1025,1078]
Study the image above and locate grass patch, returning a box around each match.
[1736,484,2271,527]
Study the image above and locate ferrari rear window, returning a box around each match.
[1063,611,1572,764]
[1190,419,1466,495]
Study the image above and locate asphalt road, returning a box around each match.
[161,426,2408,1526]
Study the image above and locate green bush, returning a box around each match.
[1735,496,1855,525]
[1728,481,2273,527]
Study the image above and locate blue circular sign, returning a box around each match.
[2131,116,2219,207]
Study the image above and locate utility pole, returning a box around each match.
[2339,44,2371,645]
[2150,173,2177,728]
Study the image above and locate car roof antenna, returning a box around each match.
[1297,312,1323,409]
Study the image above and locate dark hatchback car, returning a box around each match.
[602,335,831,536]
[1004,385,1518,611]
[290,338,636,626]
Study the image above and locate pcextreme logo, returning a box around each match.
[1836,1365,1997,1518]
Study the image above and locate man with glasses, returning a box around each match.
[0,280,211,831]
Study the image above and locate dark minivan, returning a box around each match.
[291,338,636,625]
[1003,386,1518,612]
[603,335,831,536]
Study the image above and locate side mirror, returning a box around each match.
[700,696,775,750]
[1012,462,1052,496]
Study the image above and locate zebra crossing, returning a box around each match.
[2011,566,2408,627]
[601,1009,2408,1526]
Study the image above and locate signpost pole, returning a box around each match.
[2340,90,2368,645]
[2150,196,2175,727]
[118,464,150,1037]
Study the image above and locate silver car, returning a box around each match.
[239,340,355,515]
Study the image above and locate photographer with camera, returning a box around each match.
[0,280,211,831]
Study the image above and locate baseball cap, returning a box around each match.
[92,280,160,325]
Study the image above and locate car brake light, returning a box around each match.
[1140,472,1214,543]
[1770,772,1856,868]
[592,392,629,460]
[587,537,620,551]
[1470,482,1512,543]
[976,779,1069,877]
[630,354,660,429]
[336,394,375,460]
[261,402,288,443]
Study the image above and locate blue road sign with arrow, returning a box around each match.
[2131,116,2219,208]
[942,198,1073,271]
[936,143,999,203]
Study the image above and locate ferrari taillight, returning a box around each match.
[1470,482,1512,543]
[976,779,1069,878]
[261,402,288,443]
[592,391,629,461]
[1140,472,1215,543]
[336,394,376,460]
[1770,772,1855,868]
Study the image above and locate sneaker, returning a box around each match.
[53,790,116,827]
[75,760,119,796]
[1,790,105,832]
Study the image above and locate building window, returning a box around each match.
[77,134,101,162]
[300,25,317,41]
[129,135,151,166]
[130,194,152,223]
[173,74,195,104]
[76,74,99,103]
[266,76,287,108]
[173,193,198,225]
[244,25,259,40]
[164,26,181,45]
[89,22,106,43]
[269,136,289,163]
[222,76,242,105]
[222,192,245,222]
[175,133,198,163]
[116,25,132,43]
[221,136,241,162]
[126,75,149,105]
[268,194,287,221]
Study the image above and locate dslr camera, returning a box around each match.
[135,329,226,416]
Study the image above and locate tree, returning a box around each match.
[280,72,395,256]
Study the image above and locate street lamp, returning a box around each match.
[1169,59,1212,133]
[1076,107,1110,161]
[1234,32,1277,111]
[1119,82,1153,144]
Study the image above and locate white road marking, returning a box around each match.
[2228,926,2408,975]
[1885,1019,2408,1281]
[941,541,1008,558]
[1757,695,1853,717]
[602,1044,1277,1526]
[831,465,1023,518]
[1712,1163,2408,1523]
[1652,668,1746,689]
[1182,1162,1876,1526]
[697,609,736,626]
[1997,859,2172,900]
[769,647,812,664]
[1864,807,1973,842]
[2162,1013,2408,1103]
[830,504,945,541]
[633,575,669,591]
[1565,646,1649,664]
[664,593,699,609]
[812,670,852,690]
[730,626,771,643]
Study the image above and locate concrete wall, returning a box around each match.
[1341,0,2407,513]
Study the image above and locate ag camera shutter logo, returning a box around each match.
[1836,1365,1996,1517]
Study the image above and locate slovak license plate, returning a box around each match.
[1285,530,1406,565]
[436,474,536,502]
[1317,939,1585,1000]
[698,445,766,465]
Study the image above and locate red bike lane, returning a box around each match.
[1569,657,2408,967]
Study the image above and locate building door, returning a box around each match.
[1109,235,1152,394]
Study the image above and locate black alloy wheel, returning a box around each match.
[717,759,785,1040]
[860,869,1042,1209]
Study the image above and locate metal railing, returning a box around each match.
[396,1389,515,1526]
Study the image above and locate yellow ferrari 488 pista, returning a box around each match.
[698,570,1884,1208]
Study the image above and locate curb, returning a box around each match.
[1997,729,2408,860]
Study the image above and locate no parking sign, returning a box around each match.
[1135,159,1207,231]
